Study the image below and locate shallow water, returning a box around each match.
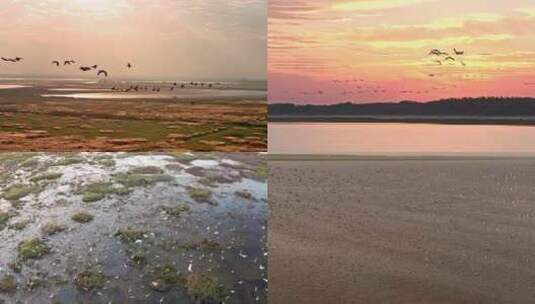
[0,85,28,89]
[269,122,535,155]
[0,153,267,304]
[41,89,266,100]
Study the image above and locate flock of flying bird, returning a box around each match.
[50,59,133,77]
[1,56,225,93]
[1,56,132,78]
[428,47,466,67]
[297,47,470,98]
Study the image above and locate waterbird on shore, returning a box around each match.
[97,70,108,77]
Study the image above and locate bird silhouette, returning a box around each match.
[64,60,75,65]
[97,70,108,77]
[14,57,23,62]
[52,61,60,66]
[80,66,92,71]
[444,56,455,61]
[127,62,132,69]
[91,65,98,69]
[2,57,18,62]
[428,49,448,56]
[453,48,464,55]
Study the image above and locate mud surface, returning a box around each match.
[269,159,535,304]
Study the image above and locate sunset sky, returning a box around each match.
[269,0,535,103]
[0,0,266,80]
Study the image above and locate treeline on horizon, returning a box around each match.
[269,97,535,117]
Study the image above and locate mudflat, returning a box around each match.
[0,80,266,152]
[269,158,535,304]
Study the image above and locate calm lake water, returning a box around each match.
[269,123,535,155]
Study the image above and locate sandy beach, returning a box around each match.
[269,157,535,303]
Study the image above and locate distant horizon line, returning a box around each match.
[270,96,535,106]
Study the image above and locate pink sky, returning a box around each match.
[269,0,535,104]
[0,0,266,80]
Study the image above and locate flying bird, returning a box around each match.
[127,62,132,69]
[52,61,60,66]
[64,60,75,65]
[428,49,448,56]
[444,56,456,61]
[97,70,108,77]
[453,48,464,55]
[14,57,23,62]
[80,66,92,71]
[91,65,98,69]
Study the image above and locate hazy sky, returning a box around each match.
[269,0,535,104]
[0,0,266,79]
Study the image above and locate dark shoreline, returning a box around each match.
[269,115,535,125]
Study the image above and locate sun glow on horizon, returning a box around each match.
[269,0,535,104]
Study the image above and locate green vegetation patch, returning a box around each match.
[188,187,214,204]
[80,182,131,202]
[128,166,164,175]
[18,238,51,261]
[2,184,34,201]
[74,269,106,291]
[161,204,191,218]
[0,275,17,294]
[149,264,185,292]
[113,172,173,188]
[71,211,94,223]
[0,211,18,230]
[52,156,84,166]
[115,228,146,243]
[184,273,230,303]
[41,222,66,235]
[30,172,62,183]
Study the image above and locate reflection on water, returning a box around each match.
[269,123,535,155]
[42,89,266,100]
[0,84,28,89]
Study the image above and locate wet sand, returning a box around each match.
[0,153,267,303]
[269,157,535,303]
